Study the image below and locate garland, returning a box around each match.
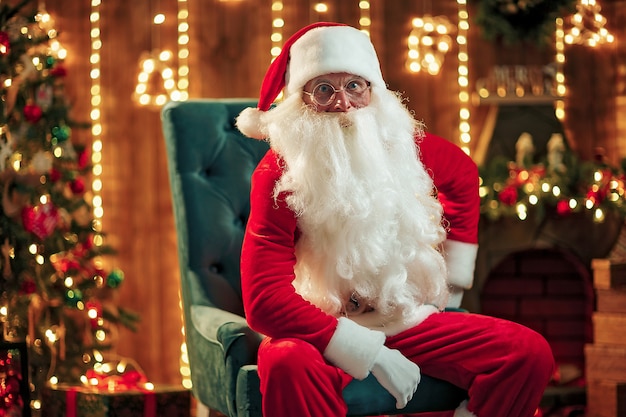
[474,0,577,45]
[479,151,626,223]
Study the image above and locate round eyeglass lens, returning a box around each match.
[312,83,335,105]
[311,79,369,106]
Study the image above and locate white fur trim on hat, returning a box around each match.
[285,25,385,97]
[323,317,386,380]
[443,239,478,290]
[236,107,267,140]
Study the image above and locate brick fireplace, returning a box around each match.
[480,248,593,372]
[465,210,625,382]
[463,210,625,415]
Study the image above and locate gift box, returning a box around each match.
[41,384,191,417]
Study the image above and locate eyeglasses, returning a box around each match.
[303,78,371,106]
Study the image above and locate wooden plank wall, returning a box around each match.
[41,0,626,385]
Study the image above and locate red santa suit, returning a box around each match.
[237,22,555,417]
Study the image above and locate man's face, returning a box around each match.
[301,72,371,112]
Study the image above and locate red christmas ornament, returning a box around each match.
[23,104,43,123]
[83,234,95,250]
[0,31,10,55]
[78,149,90,170]
[49,64,67,78]
[70,177,85,194]
[19,279,37,295]
[556,199,572,216]
[498,185,518,206]
[49,167,62,182]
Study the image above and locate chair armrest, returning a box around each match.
[216,320,264,365]
[191,305,248,342]
[189,306,263,416]
[235,365,262,417]
[216,320,264,417]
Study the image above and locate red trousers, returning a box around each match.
[257,312,555,417]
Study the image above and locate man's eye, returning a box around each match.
[317,84,332,93]
[347,80,366,92]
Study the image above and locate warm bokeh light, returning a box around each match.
[359,1,371,37]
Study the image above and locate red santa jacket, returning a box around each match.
[240,132,479,354]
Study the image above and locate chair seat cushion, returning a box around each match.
[344,373,467,416]
[235,362,467,417]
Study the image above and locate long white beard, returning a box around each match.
[263,88,449,322]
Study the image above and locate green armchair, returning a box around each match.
[161,99,467,417]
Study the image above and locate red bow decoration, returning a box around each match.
[85,367,149,391]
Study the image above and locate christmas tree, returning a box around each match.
[0,0,138,412]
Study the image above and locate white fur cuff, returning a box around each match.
[323,317,386,380]
[447,286,465,309]
[454,400,477,417]
[444,240,478,289]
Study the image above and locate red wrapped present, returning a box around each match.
[41,383,190,417]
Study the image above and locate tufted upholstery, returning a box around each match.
[161,99,467,417]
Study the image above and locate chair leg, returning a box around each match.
[196,402,209,417]
[195,400,228,417]
[207,408,227,417]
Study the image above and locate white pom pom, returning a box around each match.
[236,107,267,140]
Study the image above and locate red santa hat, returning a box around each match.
[236,22,385,139]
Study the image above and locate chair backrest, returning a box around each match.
[161,99,269,319]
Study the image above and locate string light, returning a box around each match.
[270,1,284,101]
[358,1,371,36]
[178,294,191,388]
[564,0,614,47]
[406,15,454,76]
[133,50,179,107]
[457,0,471,155]
[90,0,104,251]
[177,0,189,101]
[555,18,566,121]
[177,0,192,389]
[133,13,180,107]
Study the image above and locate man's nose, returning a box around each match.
[329,90,352,112]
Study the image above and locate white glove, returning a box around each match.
[370,346,421,409]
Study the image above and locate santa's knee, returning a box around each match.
[260,338,323,382]
[509,325,555,381]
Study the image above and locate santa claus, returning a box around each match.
[236,22,554,417]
